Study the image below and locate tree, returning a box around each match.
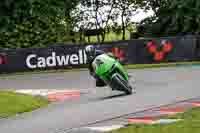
[0,0,32,32]
[112,0,139,40]
[138,0,200,36]
[0,0,79,48]
[72,0,116,43]
[72,0,140,42]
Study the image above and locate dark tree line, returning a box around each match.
[138,0,200,36]
[0,0,199,48]
[0,0,78,48]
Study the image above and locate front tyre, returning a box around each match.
[111,73,132,95]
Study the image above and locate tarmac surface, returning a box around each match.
[0,66,200,133]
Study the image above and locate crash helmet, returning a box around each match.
[85,45,96,60]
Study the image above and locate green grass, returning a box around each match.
[125,61,200,69]
[0,91,49,118]
[108,107,200,133]
[66,31,131,44]
[84,31,130,43]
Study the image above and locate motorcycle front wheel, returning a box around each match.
[111,73,132,95]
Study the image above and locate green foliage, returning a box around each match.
[0,0,32,32]
[0,16,70,48]
[0,0,79,48]
[32,0,65,17]
[139,0,200,36]
[72,0,139,42]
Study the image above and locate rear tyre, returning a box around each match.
[111,73,132,95]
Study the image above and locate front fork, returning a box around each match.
[115,62,129,81]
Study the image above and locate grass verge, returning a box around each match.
[0,61,200,77]
[107,107,200,133]
[0,91,49,118]
[125,61,200,69]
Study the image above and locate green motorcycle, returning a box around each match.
[92,53,133,95]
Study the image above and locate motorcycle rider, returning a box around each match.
[85,45,135,93]
[85,45,107,87]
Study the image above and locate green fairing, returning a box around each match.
[92,54,129,81]
[115,61,129,80]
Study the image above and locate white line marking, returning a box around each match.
[85,125,124,132]
[154,119,182,124]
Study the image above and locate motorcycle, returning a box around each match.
[92,53,134,95]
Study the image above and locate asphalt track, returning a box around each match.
[0,66,200,133]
